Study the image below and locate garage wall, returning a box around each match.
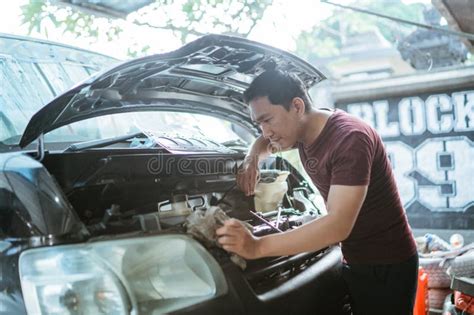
[332,69,474,229]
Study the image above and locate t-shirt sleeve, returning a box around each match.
[330,131,374,186]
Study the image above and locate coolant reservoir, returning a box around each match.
[254,170,290,212]
[158,194,192,225]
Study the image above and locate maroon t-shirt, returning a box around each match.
[298,109,417,264]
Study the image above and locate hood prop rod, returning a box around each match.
[35,134,45,162]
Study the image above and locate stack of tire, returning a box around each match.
[444,250,474,314]
[419,257,452,311]
[446,250,474,279]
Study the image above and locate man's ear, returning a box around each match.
[292,97,306,115]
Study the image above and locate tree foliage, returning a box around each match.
[21,0,272,57]
[136,0,273,42]
[295,0,426,63]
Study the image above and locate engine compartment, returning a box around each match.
[43,149,338,305]
[40,149,323,239]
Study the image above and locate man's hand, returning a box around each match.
[216,219,261,259]
[217,185,368,258]
[236,157,259,196]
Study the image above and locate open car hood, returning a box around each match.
[19,34,325,148]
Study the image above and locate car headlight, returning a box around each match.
[19,235,227,314]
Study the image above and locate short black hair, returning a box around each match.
[243,70,312,112]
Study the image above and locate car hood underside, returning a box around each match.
[19,34,325,148]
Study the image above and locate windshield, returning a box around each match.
[40,111,252,148]
[0,34,118,145]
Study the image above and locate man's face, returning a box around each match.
[249,96,302,150]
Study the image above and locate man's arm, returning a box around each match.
[237,135,271,196]
[216,184,368,259]
[246,135,273,161]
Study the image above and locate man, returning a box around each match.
[216,70,419,315]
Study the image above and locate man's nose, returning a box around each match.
[261,124,273,139]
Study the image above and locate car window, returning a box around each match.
[0,35,118,144]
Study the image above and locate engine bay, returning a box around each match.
[83,189,320,238]
[44,151,322,240]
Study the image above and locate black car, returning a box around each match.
[0,34,348,315]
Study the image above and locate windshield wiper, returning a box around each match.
[63,132,146,152]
